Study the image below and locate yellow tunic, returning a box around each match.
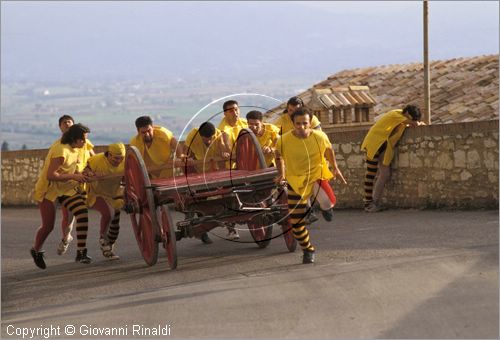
[129,126,174,178]
[86,153,124,209]
[361,109,408,166]
[185,128,225,172]
[255,123,280,166]
[33,141,81,202]
[76,139,94,172]
[218,117,248,147]
[276,130,334,198]
[273,113,321,135]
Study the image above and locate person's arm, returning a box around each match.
[324,147,347,184]
[170,137,186,159]
[274,149,286,184]
[46,157,88,183]
[220,131,231,158]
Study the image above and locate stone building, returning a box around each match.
[303,85,376,132]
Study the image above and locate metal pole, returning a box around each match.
[423,0,431,124]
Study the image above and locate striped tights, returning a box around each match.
[58,194,89,250]
[288,189,315,252]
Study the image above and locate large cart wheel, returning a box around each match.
[235,128,266,170]
[160,205,177,269]
[278,186,297,252]
[125,146,159,266]
[248,216,273,248]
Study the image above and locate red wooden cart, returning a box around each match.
[123,128,297,268]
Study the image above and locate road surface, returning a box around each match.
[1,207,498,339]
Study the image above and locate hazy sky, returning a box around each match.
[1,1,498,82]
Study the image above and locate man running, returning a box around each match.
[275,108,346,264]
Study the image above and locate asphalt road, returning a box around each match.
[1,207,498,339]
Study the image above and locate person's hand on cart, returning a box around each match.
[274,174,287,186]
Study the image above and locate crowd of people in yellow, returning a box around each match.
[30,97,423,269]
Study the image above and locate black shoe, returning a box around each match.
[305,212,319,224]
[75,248,92,264]
[201,232,213,244]
[30,248,46,269]
[302,250,315,264]
[321,208,333,222]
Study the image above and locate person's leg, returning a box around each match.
[33,199,56,251]
[372,156,391,206]
[312,180,336,221]
[91,197,112,239]
[59,194,92,263]
[57,205,74,255]
[31,199,56,269]
[93,198,120,260]
[107,209,121,245]
[60,206,74,242]
[288,188,315,263]
[364,154,379,208]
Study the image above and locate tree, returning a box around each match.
[22,144,28,150]
[1,141,9,151]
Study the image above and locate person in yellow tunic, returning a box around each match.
[275,108,346,264]
[246,110,280,167]
[59,115,95,255]
[361,105,423,212]
[34,115,95,257]
[218,100,248,165]
[183,122,230,244]
[30,124,93,269]
[85,143,126,260]
[273,96,321,135]
[184,122,230,173]
[129,116,184,178]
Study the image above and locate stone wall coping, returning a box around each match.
[2,120,498,159]
[326,120,499,144]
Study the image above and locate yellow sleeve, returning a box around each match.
[51,143,68,159]
[276,135,283,153]
[185,129,197,150]
[86,139,94,150]
[87,154,100,171]
[311,115,321,128]
[129,135,139,147]
[319,131,332,150]
[157,126,173,141]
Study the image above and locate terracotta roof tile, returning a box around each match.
[266,55,498,125]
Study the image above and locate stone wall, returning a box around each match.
[328,120,499,209]
[1,121,498,208]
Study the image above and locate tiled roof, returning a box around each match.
[307,86,377,111]
[266,55,499,124]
